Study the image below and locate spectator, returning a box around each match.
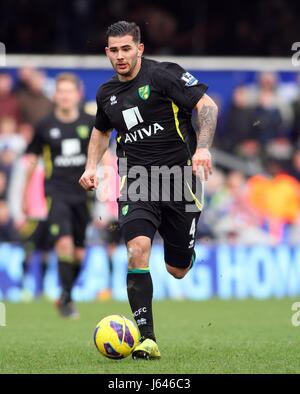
[245,72,294,133]
[8,155,47,227]
[0,200,18,243]
[0,117,26,156]
[223,85,257,153]
[15,67,56,100]
[203,171,270,244]
[0,73,20,123]
[291,74,300,144]
[288,213,300,245]
[18,123,34,147]
[0,171,7,200]
[251,90,284,147]
[17,70,53,125]
[247,171,300,242]
[197,168,225,240]
[0,117,29,184]
[14,67,36,95]
[288,148,300,182]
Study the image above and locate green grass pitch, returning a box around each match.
[0,299,299,374]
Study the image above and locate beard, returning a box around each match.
[112,56,138,78]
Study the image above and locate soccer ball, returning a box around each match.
[93,315,140,359]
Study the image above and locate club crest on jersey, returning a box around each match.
[138,85,150,100]
[181,72,199,87]
[49,128,61,139]
[110,95,117,105]
[76,125,89,139]
[122,205,129,216]
[50,224,60,236]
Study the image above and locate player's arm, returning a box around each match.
[79,127,112,191]
[192,94,218,180]
[151,64,217,180]
[22,153,39,215]
[22,123,44,215]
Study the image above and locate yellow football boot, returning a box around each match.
[132,338,161,360]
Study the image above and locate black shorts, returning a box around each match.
[19,219,53,252]
[118,172,203,269]
[101,219,122,245]
[46,193,91,248]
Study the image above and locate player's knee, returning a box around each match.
[56,236,74,258]
[127,237,150,268]
[166,265,188,280]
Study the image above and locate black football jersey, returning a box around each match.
[95,57,208,171]
[27,111,94,196]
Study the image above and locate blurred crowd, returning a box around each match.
[1,0,299,56]
[0,68,51,242]
[202,71,300,245]
[1,67,300,248]
[0,67,122,254]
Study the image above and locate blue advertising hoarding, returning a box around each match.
[0,243,299,301]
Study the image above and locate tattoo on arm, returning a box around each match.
[196,104,218,149]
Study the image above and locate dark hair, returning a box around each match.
[106,21,141,44]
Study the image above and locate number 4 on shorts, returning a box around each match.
[189,219,196,239]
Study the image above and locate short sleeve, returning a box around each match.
[26,123,44,155]
[151,62,208,111]
[94,90,113,132]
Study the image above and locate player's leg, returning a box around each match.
[123,220,155,339]
[165,250,196,280]
[102,219,122,297]
[161,172,203,279]
[56,198,90,317]
[160,202,201,280]
[47,195,79,317]
[18,219,40,280]
[55,235,78,311]
[120,218,161,360]
[72,199,90,288]
[73,246,84,285]
[37,219,53,290]
[18,219,50,293]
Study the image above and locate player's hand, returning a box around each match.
[22,194,29,217]
[15,218,27,231]
[79,168,99,191]
[192,148,212,181]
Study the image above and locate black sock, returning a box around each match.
[73,260,82,283]
[127,270,156,342]
[41,257,48,282]
[22,258,28,276]
[108,254,113,288]
[58,259,80,304]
